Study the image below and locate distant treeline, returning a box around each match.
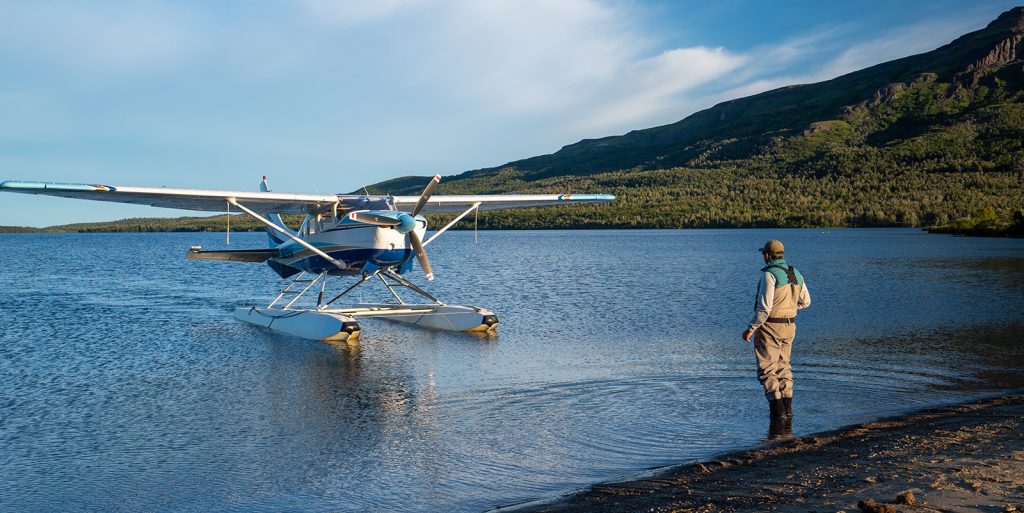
[421,167,1024,236]
[0,215,284,234]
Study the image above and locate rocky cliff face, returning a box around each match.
[869,24,1024,107]
[957,27,1023,87]
[965,34,1023,72]
[868,82,909,107]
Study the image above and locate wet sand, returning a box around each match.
[514,394,1024,513]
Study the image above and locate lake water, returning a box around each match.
[1,228,1023,512]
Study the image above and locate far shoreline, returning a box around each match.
[1,225,1020,238]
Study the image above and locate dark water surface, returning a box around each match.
[1,229,1022,512]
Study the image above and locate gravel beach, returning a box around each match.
[513,394,1024,513]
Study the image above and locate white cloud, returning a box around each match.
[298,0,750,136]
[569,46,747,134]
[416,0,643,113]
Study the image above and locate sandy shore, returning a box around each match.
[514,394,1024,513]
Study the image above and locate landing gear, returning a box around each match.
[234,270,499,341]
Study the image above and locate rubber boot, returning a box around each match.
[767,415,793,441]
[782,397,793,418]
[768,398,787,418]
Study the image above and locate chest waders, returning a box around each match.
[756,263,803,420]
[761,264,801,323]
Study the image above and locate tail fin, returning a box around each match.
[260,176,294,247]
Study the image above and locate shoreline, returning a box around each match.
[2,226,1020,239]
[507,394,1024,513]
[0,226,974,233]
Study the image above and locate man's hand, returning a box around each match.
[742,329,753,342]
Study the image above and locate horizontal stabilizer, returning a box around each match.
[186,246,277,263]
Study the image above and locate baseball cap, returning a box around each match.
[759,240,784,257]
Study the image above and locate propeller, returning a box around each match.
[412,175,441,216]
[349,212,402,227]
[408,175,440,280]
[409,230,433,281]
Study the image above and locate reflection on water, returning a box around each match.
[0,229,1022,512]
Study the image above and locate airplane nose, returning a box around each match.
[396,213,417,234]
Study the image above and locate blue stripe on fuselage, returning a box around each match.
[270,248,409,274]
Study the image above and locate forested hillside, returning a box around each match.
[368,7,1024,234]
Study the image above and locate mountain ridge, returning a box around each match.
[362,7,1023,234]
[370,6,1024,193]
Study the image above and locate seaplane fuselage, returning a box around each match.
[266,209,426,277]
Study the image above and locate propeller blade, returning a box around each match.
[411,174,441,216]
[408,230,433,281]
[349,212,402,226]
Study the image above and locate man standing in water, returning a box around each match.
[742,240,811,419]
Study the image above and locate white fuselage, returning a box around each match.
[271,214,426,275]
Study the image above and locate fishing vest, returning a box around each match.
[759,259,804,318]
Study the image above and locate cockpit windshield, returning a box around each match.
[349,196,395,211]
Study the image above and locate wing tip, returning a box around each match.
[0,180,49,192]
[557,193,616,202]
[0,180,118,192]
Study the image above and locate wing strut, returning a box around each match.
[227,198,347,272]
[423,202,481,247]
[226,201,231,245]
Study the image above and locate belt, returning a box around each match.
[766,317,796,324]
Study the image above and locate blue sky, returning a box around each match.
[1,0,1019,227]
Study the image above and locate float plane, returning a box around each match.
[1,177,614,342]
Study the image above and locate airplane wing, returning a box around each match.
[1,180,615,214]
[0,180,339,214]
[391,194,616,213]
